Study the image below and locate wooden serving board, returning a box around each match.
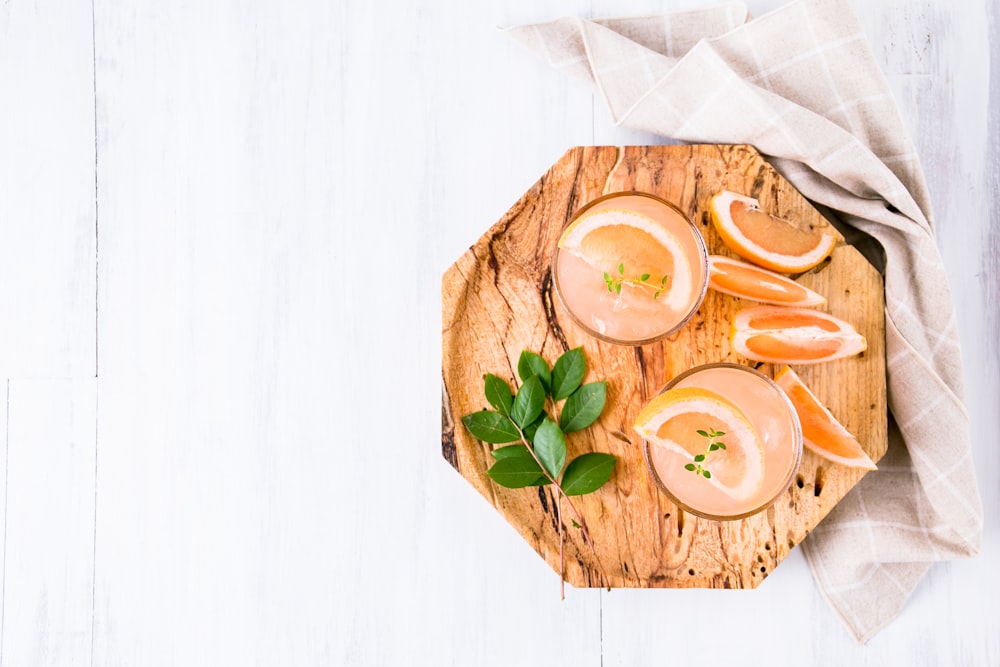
[441,145,887,589]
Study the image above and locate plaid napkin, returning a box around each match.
[507,0,983,643]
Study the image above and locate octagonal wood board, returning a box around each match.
[441,145,887,589]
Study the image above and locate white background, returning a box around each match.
[0,0,996,665]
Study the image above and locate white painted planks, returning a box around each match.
[1,379,96,666]
[0,0,96,379]
[0,1,98,664]
[89,0,602,664]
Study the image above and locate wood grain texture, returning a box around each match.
[442,144,886,589]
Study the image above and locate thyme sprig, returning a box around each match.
[603,262,670,299]
[684,428,727,479]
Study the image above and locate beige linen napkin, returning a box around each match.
[507,0,983,643]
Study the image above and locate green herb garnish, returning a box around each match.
[684,428,727,479]
[461,347,616,595]
[603,262,670,299]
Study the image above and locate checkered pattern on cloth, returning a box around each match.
[507,0,982,643]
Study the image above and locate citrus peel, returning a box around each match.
[709,190,836,273]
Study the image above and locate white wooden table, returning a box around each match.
[1,1,996,665]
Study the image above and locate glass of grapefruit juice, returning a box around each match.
[552,192,709,345]
[636,363,803,520]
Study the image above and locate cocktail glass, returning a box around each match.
[643,363,803,520]
[551,192,709,346]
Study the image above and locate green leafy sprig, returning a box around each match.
[461,348,616,595]
[684,428,727,479]
[603,262,670,299]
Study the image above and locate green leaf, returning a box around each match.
[561,452,617,496]
[684,463,696,471]
[491,444,528,460]
[559,382,607,433]
[462,411,520,444]
[510,374,545,428]
[522,413,546,442]
[483,374,513,417]
[694,454,705,462]
[551,347,586,401]
[517,351,551,393]
[487,455,546,489]
[533,419,567,479]
[489,446,551,486]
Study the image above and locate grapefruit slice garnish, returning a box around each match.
[730,306,867,364]
[708,191,836,273]
[774,367,877,469]
[633,387,764,502]
[708,255,826,306]
[558,207,693,312]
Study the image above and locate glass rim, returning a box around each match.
[550,190,710,346]
[642,362,804,521]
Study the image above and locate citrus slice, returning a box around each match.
[557,207,693,312]
[730,306,867,364]
[708,191,836,273]
[708,255,827,306]
[774,367,877,469]
[634,387,764,502]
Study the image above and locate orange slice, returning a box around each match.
[634,387,764,501]
[775,367,877,469]
[558,207,693,311]
[730,306,866,364]
[708,191,836,273]
[709,255,826,306]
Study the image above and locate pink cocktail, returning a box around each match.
[640,363,803,520]
[552,192,709,345]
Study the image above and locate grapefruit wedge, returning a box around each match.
[709,255,826,306]
[709,191,836,273]
[730,306,867,365]
[775,367,877,469]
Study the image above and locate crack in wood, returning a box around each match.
[440,380,459,471]
[563,148,585,228]
[750,164,767,199]
[633,346,649,402]
[603,146,625,195]
[541,271,569,352]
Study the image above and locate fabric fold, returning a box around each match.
[507,0,982,642]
